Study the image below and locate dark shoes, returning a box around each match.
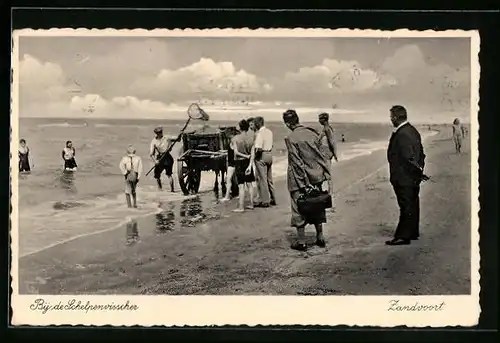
[254,200,276,208]
[316,238,326,248]
[291,239,326,251]
[385,238,411,246]
[291,241,307,251]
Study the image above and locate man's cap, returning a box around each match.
[318,112,329,120]
[154,126,163,133]
[283,109,299,124]
[127,145,136,154]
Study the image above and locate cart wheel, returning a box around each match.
[178,161,201,195]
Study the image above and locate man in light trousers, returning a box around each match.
[247,116,276,208]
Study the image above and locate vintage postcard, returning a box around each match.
[10,28,480,327]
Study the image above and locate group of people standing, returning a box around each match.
[221,116,277,212]
[216,112,340,251]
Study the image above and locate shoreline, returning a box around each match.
[17,128,472,296]
[18,130,441,258]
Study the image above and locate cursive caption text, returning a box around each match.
[29,298,139,314]
[388,300,445,312]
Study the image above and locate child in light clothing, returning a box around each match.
[119,145,143,208]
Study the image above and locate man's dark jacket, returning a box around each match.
[387,123,426,186]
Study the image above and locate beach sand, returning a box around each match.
[18,130,471,295]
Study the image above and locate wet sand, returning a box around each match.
[18,129,471,295]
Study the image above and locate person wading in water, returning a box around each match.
[62,140,78,171]
[18,139,33,173]
[119,145,143,208]
[150,127,175,192]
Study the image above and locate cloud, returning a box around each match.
[282,58,395,94]
[19,54,72,102]
[63,39,174,98]
[18,42,471,121]
[380,44,470,103]
[131,58,270,102]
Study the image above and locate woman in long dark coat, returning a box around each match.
[283,110,331,251]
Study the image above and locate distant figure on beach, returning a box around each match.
[341,134,345,143]
[18,139,33,173]
[318,112,339,211]
[231,119,256,212]
[119,145,143,208]
[386,105,428,246]
[248,116,276,208]
[62,140,78,171]
[283,109,331,251]
[150,127,175,192]
[452,118,466,153]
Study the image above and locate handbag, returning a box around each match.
[297,187,332,216]
[126,156,138,183]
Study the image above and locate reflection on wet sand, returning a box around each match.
[180,196,205,227]
[155,202,176,233]
[59,170,77,193]
[153,195,222,234]
[126,219,139,245]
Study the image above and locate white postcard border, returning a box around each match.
[10,28,481,327]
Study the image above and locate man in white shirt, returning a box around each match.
[119,145,143,208]
[249,116,276,207]
[150,127,175,192]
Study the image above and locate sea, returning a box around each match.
[15,117,438,257]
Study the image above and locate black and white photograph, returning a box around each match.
[10,28,480,327]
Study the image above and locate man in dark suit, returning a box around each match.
[386,105,429,246]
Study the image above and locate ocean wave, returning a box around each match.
[94,123,153,128]
[37,122,88,128]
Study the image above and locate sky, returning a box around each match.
[16,36,472,122]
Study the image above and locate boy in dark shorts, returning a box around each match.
[231,119,256,212]
[150,127,175,192]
